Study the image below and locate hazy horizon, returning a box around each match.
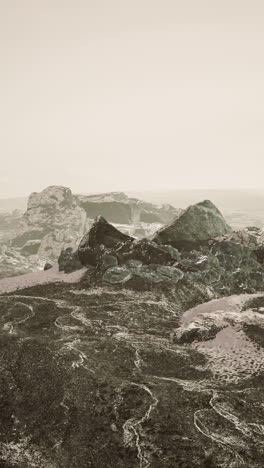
[1,1,264,198]
[1,186,264,201]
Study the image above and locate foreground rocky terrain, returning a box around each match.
[0,275,263,467]
[0,199,264,467]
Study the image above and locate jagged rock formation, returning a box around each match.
[12,186,87,262]
[153,200,232,249]
[2,191,264,295]
[77,216,182,272]
[74,211,264,295]
[0,186,180,279]
[78,216,132,266]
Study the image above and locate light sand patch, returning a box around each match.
[181,293,264,326]
[194,325,264,383]
[0,265,86,294]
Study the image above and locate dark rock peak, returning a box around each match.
[81,216,132,247]
[195,199,221,210]
[153,199,232,249]
[78,216,133,266]
[77,217,182,268]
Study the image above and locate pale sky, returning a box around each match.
[0,0,264,197]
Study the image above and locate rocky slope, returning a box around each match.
[0,268,263,467]
[1,201,264,466]
[72,211,264,297]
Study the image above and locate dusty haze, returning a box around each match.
[1,0,264,197]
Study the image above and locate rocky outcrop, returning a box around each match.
[12,186,87,263]
[215,226,264,265]
[75,213,264,294]
[153,200,232,249]
[78,216,132,266]
[0,186,180,279]
[58,247,83,273]
[215,226,264,249]
[77,217,182,268]
[103,263,184,285]
[78,192,179,225]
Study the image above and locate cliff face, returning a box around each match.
[12,186,87,263]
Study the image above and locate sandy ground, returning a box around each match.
[181,293,264,326]
[0,266,86,294]
[179,293,264,383]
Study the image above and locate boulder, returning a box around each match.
[119,238,179,265]
[77,216,132,266]
[179,239,264,295]
[103,263,184,285]
[103,265,133,284]
[153,200,231,250]
[58,247,83,273]
[101,254,118,271]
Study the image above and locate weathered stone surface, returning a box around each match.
[101,254,118,271]
[58,247,83,273]
[78,216,132,266]
[119,238,178,265]
[159,244,181,261]
[153,200,232,249]
[179,239,264,295]
[77,215,264,295]
[125,259,143,268]
[131,264,184,283]
[216,226,264,249]
[103,265,133,284]
[13,186,86,265]
[77,218,183,271]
